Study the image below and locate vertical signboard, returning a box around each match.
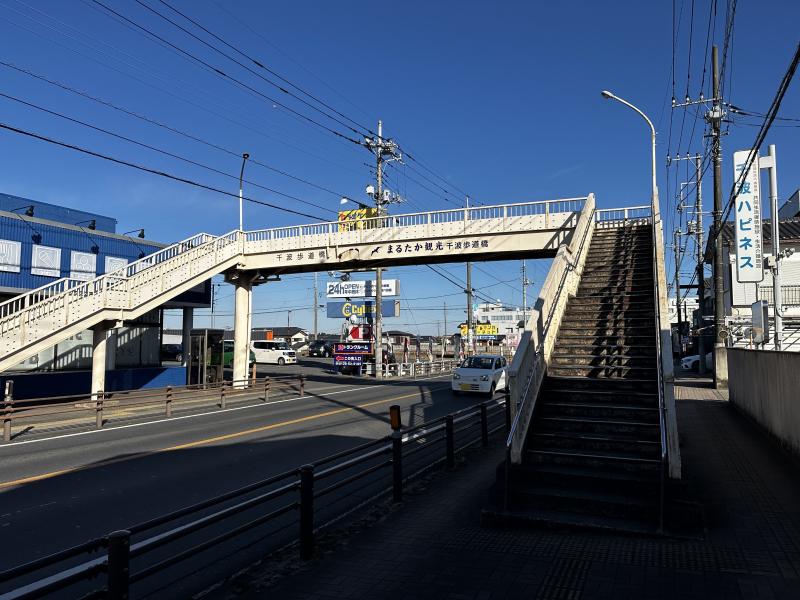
[733,150,764,283]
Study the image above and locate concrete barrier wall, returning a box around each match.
[728,348,800,458]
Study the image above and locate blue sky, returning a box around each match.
[0,0,798,334]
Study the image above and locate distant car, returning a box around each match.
[251,340,297,365]
[308,340,334,357]
[452,355,508,396]
[680,352,712,372]
[161,343,183,362]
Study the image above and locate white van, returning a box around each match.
[250,340,297,365]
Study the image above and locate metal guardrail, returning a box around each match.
[1,375,303,443]
[758,284,800,306]
[0,395,510,599]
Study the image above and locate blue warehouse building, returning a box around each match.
[0,193,209,398]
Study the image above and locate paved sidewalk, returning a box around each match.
[216,380,800,599]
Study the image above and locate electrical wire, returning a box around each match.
[88,0,363,146]
[0,61,357,202]
[0,120,328,221]
[713,42,800,244]
[0,90,340,214]
[154,0,374,138]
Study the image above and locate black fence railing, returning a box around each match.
[0,394,509,599]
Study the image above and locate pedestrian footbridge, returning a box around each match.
[0,196,588,373]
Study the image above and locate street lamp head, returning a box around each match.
[600,90,614,100]
[242,153,249,160]
[340,197,349,205]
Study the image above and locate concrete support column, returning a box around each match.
[92,325,109,399]
[182,307,193,362]
[233,277,252,387]
[105,329,118,371]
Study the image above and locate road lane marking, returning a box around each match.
[163,387,448,451]
[0,384,451,490]
[0,375,451,450]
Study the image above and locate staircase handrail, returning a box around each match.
[0,231,227,323]
[504,196,596,471]
[648,196,678,530]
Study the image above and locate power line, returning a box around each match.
[713,42,800,242]
[88,0,363,146]
[0,61,357,202]
[155,0,375,138]
[0,90,339,215]
[1,6,362,175]
[0,120,329,221]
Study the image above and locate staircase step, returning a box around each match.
[506,483,659,521]
[547,365,657,379]
[550,354,655,368]
[532,431,661,457]
[542,384,658,406]
[536,394,658,425]
[552,343,657,357]
[511,462,660,490]
[543,375,658,392]
[538,414,660,435]
[481,506,660,536]
[527,447,662,471]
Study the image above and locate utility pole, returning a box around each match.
[465,197,474,356]
[762,144,783,350]
[313,272,319,341]
[707,44,728,388]
[694,154,706,373]
[673,229,683,350]
[210,282,216,329]
[443,301,447,360]
[364,120,401,378]
[466,262,474,356]
[521,261,531,326]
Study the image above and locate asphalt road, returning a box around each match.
[0,362,484,580]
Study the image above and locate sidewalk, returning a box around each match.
[215,380,800,599]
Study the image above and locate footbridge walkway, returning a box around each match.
[0,196,590,374]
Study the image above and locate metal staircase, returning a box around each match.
[490,206,680,534]
[0,199,587,373]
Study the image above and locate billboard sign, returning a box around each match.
[334,354,364,367]
[334,342,372,354]
[333,341,373,367]
[733,150,764,283]
[327,300,400,320]
[338,207,378,231]
[459,323,498,337]
[326,279,399,298]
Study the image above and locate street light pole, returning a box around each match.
[239,153,250,231]
[600,91,658,208]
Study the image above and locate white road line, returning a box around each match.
[0,375,451,449]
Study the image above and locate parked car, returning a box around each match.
[452,355,508,396]
[680,352,712,372]
[308,340,334,357]
[160,343,183,362]
[251,340,297,365]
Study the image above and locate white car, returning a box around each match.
[452,355,508,396]
[251,340,297,365]
[680,352,712,371]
